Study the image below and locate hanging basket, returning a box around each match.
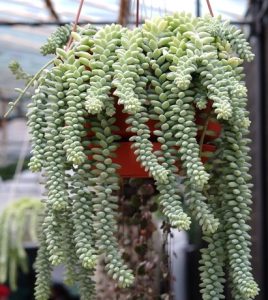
[86,99,221,178]
[25,13,258,300]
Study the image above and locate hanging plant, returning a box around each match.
[7,11,258,300]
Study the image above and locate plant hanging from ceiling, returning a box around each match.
[7,9,258,300]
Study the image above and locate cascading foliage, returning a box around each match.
[16,12,258,300]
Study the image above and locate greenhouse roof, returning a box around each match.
[0,0,249,99]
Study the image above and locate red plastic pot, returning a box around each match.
[112,102,221,142]
[112,142,216,178]
[86,100,221,178]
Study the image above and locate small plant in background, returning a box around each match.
[0,198,43,291]
[7,11,258,300]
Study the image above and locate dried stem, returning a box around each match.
[199,111,211,156]
[206,0,214,17]
[66,0,85,50]
[136,0,140,27]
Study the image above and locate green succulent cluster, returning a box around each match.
[40,24,72,55]
[24,12,258,299]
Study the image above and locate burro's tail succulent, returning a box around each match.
[14,12,258,300]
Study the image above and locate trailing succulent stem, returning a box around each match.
[40,24,72,55]
[17,12,259,300]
